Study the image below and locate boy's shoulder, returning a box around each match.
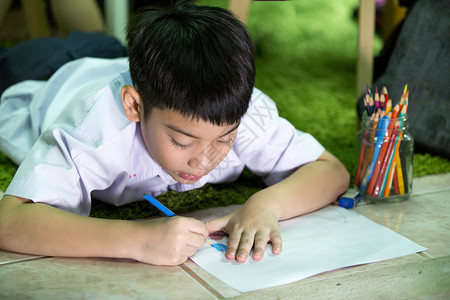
[42,58,132,143]
[241,88,279,133]
[233,88,279,153]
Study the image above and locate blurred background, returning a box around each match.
[0,0,448,213]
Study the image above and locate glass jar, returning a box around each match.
[355,112,414,203]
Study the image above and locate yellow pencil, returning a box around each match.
[385,99,392,114]
[396,153,405,194]
[383,160,396,197]
[394,105,408,195]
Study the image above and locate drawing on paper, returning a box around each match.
[207,231,228,253]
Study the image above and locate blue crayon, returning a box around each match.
[144,193,176,217]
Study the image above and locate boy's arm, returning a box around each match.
[206,150,350,262]
[254,150,350,219]
[0,195,208,266]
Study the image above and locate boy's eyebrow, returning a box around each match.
[220,122,240,137]
[166,122,240,139]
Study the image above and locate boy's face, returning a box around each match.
[140,108,239,184]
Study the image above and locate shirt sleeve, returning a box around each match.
[5,85,134,216]
[234,88,325,186]
[6,127,96,216]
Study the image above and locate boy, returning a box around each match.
[0,2,349,266]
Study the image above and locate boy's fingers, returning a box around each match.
[270,230,282,255]
[205,215,230,233]
[187,232,209,249]
[182,217,208,237]
[251,231,268,261]
[225,230,243,260]
[184,245,201,258]
[235,231,255,263]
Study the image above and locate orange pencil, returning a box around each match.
[373,124,399,197]
[383,86,408,197]
[383,131,403,197]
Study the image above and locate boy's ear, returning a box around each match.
[121,85,142,122]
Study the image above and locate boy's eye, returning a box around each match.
[218,138,234,147]
[171,138,189,149]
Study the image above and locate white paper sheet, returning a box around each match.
[190,206,427,292]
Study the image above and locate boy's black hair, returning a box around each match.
[126,1,255,125]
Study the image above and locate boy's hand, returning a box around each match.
[134,216,208,266]
[206,204,282,263]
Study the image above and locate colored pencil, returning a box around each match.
[360,111,389,193]
[368,94,375,115]
[355,113,376,186]
[144,193,176,217]
[385,99,392,115]
[357,84,410,199]
[358,111,380,186]
[395,105,408,194]
[366,110,395,195]
[380,93,385,110]
[374,87,380,111]
[382,86,389,104]
[396,152,405,194]
[376,118,402,197]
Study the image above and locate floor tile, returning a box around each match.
[411,173,450,195]
[0,256,217,299]
[355,189,450,258]
[231,256,450,300]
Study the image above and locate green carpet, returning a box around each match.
[0,0,449,219]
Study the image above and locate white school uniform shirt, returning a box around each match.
[0,57,324,216]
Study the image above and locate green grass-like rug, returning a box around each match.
[0,0,449,219]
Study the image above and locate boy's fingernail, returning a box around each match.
[237,252,246,258]
[254,251,262,257]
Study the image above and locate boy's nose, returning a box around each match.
[188,144,223,172]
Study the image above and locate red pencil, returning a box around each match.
[372,125,399,197]
[380,93,385,110]
[365,111,393,195]
[365,104,400,195]
[382,86,389,104]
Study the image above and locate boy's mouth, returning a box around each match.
[178,172,204,182]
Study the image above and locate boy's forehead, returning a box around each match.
[148,108,240,135]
